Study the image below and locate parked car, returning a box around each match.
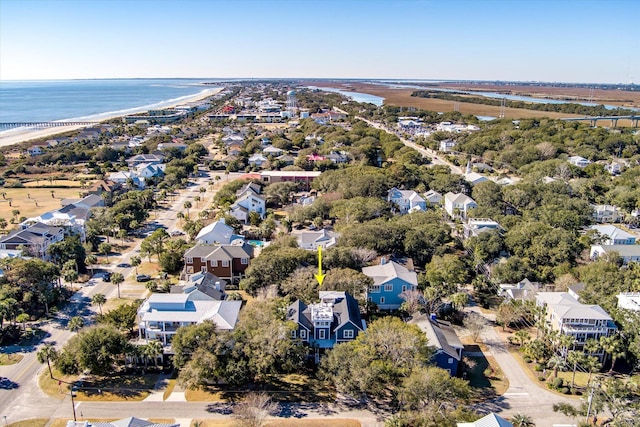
[117,263,131,268]
[136,274,151,282]
[103,272,111,282]
[170,230,185,236]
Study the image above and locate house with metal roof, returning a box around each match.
[69,416,179,427]
[589,224,636,245]
[535,292,617,358]
[137,292,242,347]
[590,244,640,265]
[387,187,426,214]
[409,314,463,376]
[457,413,513,427]
[195,220,243,245]
[362,259,418,310]
[444,192,477,219]
[295,229,339,250]
[287,291,365,350]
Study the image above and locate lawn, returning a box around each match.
[0,353,24,365]
[7,419,48,427]
[463,344,509,398]
[0,187,85,221]
[185,373,335,403]
[192,420,360,427]
[39,368,159,401]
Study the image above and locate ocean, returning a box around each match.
[0,78,223,125]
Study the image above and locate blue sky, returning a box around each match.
[0,0,638,83]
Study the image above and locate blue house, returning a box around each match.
[287,291,365,349]
[409,314,463,376]
[387,187,427,214]
[362,259,418,310]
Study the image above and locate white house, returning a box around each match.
[457,413,513,427]
[592,204,623,223]
[568,155,591,168]
[137,292,242,347]
[262,145,284,156]
[439,139,457,152]
[248,153,268,167]
[536,292,617,358]
[464,172,488,186]
[444,192,477,219]
[387,188,426,214]
[463,218,501,238]
[589,225,636,245]
[423,190,442,206]
[231,192,266,223]
[617,293,640,312]
[295,229,339,250]
[195,220,243,245]
[590,244,640,265]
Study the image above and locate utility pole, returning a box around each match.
[70,386,77,421]
[585,380,597,424]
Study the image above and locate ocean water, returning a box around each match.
[0,79,223,124]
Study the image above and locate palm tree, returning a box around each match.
[131,256,141,275]
[514,330,531,346]
[558,334,575,359]
[144,340,163,368]
[567,350,584,388]
[37,343,58,379]
[511,413,535,427]
[600,334,625,372]
[85,254,97,276]
[91,293,106,315]
[584,338,600,356]
[111,272,124,299]
[176,211,185,225]
[547,354,566,379]
[16,312,29,334]
[68,316,84,332]
[183,201,192,218]
[583,355,602,386]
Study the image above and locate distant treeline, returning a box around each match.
[410,90,637,116]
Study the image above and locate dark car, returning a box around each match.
[103,272,111,282]
[136,274,151,282]
[117,263,131,268]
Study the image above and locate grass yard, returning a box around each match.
[185,373,335,403]
[0,187,86,221]
[0,353,24,365]
[463,344,509,398]
[192,420,360,427]
[22,179,86,188]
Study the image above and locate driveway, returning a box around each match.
[466,307,578,425]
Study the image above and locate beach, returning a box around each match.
[0,87,224,148]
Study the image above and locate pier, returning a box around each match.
[0,121,99,130]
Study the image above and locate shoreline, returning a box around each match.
[0,87,224,149]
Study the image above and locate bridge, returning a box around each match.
[0,121,99,130]
[561,115,639,127]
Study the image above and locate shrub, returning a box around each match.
[552,377,564,389]
[561,387,570,394]
[538,376,546,381]
[523,356,532,363]
[534,364,544,372]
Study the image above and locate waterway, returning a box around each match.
[307,86,385,106]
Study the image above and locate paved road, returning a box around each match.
[467,307,578,426]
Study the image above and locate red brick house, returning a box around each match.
[184,242,253,282]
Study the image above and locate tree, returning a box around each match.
[111,272,124,299]
[600,334,625,372]
[144,340,163,368]
[130,255,141,274]
[424,254,469,296]
[547,354,566,379]
[183,201,192,218]
[496,301,523,331]
[61,260,79,287]
[92,293,106,315]
[0,218,7,234]
[567,350,584,389]
[464,312,485,343]
[68,316,85,332]
[320,317,431,399]
[450,292,469,311]
[398,365,471,412]
[98,300,141,333]
[66,325,128,375]
[37,343,58,379]
[16,312,29,333]
[98,242,112,262]
[510,413,535,427]
[85,254,97,275]
[232,392,278,427]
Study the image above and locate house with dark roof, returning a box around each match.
[0,222,64,259]
[409,314,463,376]
[183,242,253,281]
[287,291,365,350]
[171,271,228,300]
[67,417,179,427]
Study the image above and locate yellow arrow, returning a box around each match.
[314,246,325,286]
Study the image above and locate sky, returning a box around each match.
[0,0,638,83]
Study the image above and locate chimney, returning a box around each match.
[380,257,386,265]
[215,281,221,291]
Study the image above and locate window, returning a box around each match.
[300,329,307,339]
[186,266,194,274]
[402,285,407,292]
[318,329,326,339]
[222,260,230,267]
[380,297,385,305]
[201,266,207,272]
[448,358,454,364]
[186,257,193,264]
[241,258,249,265]
[384,284,393,292]
[210,259,217,267]
[343,330,354,339]
[370,285,381,293]
[291,330,296,339]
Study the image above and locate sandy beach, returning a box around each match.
[0,87,224,149]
